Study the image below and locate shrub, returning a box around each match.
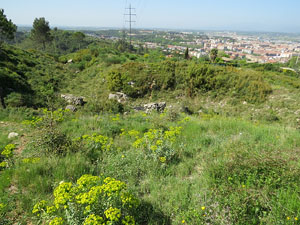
[107,60,272,102]
[105,56,125,66]
[23,109,71,155]
[87,98,125,114]
[32,174,139,225]
[4,92,25,107]
[233,71,272,103]
[133,126,182,164]
[74,133,114,161]
[107,70,124,92]
[77,61,85,71]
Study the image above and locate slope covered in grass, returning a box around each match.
[0,44,71,108]
[1,109,300,224]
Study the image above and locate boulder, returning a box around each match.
[108,92,128,103]
[65,105,77,112]
[144,102,166,113]
[8,132,18,139]
[61,94,86,106]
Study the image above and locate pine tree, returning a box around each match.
[31,17,53,50]
[184,47,189,60]
[0,9,17,46]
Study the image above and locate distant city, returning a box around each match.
[84,28,300,64]
[17,26,300,64]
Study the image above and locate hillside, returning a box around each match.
[1,43,300,224]
[0,44,71,108]
[56,44,300,128]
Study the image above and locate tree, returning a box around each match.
[31,17,52,50]
[115,39,130,52]
[184,47,189,60]
[0,9,17,45]
[210,48,218,62]
[72,31,85,49]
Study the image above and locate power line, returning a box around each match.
[124,3,136,46]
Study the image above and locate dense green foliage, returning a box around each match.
[0,44,69,108]
[107,61,272,103]
[15,28,93,55]
[209,48,218,62]
[0,9,17,44]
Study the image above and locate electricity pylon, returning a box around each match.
[124,4,136,46]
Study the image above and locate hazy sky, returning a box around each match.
[2,0,300,32]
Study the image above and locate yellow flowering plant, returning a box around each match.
[0,203,6,222]
[22,108,69,127]
[1,144,15,158]
[22,157,41,164]
[0,203,5,212]
[120,129,140,140]
[111,114,120,122]
[78,134,114,152]
[0,144,15,169]
[49,217,64,225]
[75,133,114,161]
[133,126,182,164]
[32,174,139,225]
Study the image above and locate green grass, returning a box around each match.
[1,110,300,224]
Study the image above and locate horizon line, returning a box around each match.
[16,25,300,35]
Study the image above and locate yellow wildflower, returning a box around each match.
[159,157,166,163]
[0,161,7,168]
[0,203,5,211]
[104,207,121,222]
[49,217,64,225]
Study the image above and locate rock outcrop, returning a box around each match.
[134,102,166,113]
[61,94,86,106]
[144,102,166,113]
[65,105,77,112]
[108,92,128,103]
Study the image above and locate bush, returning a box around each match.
[77,61,85,71]
[75,133,114,161]
[87,98,125,114]
[23,109,71,155]
[133,126,182,164]
[4,92,25,107]
[105,56,126,66]
[233,71,272,103]
[32,174,139,225]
